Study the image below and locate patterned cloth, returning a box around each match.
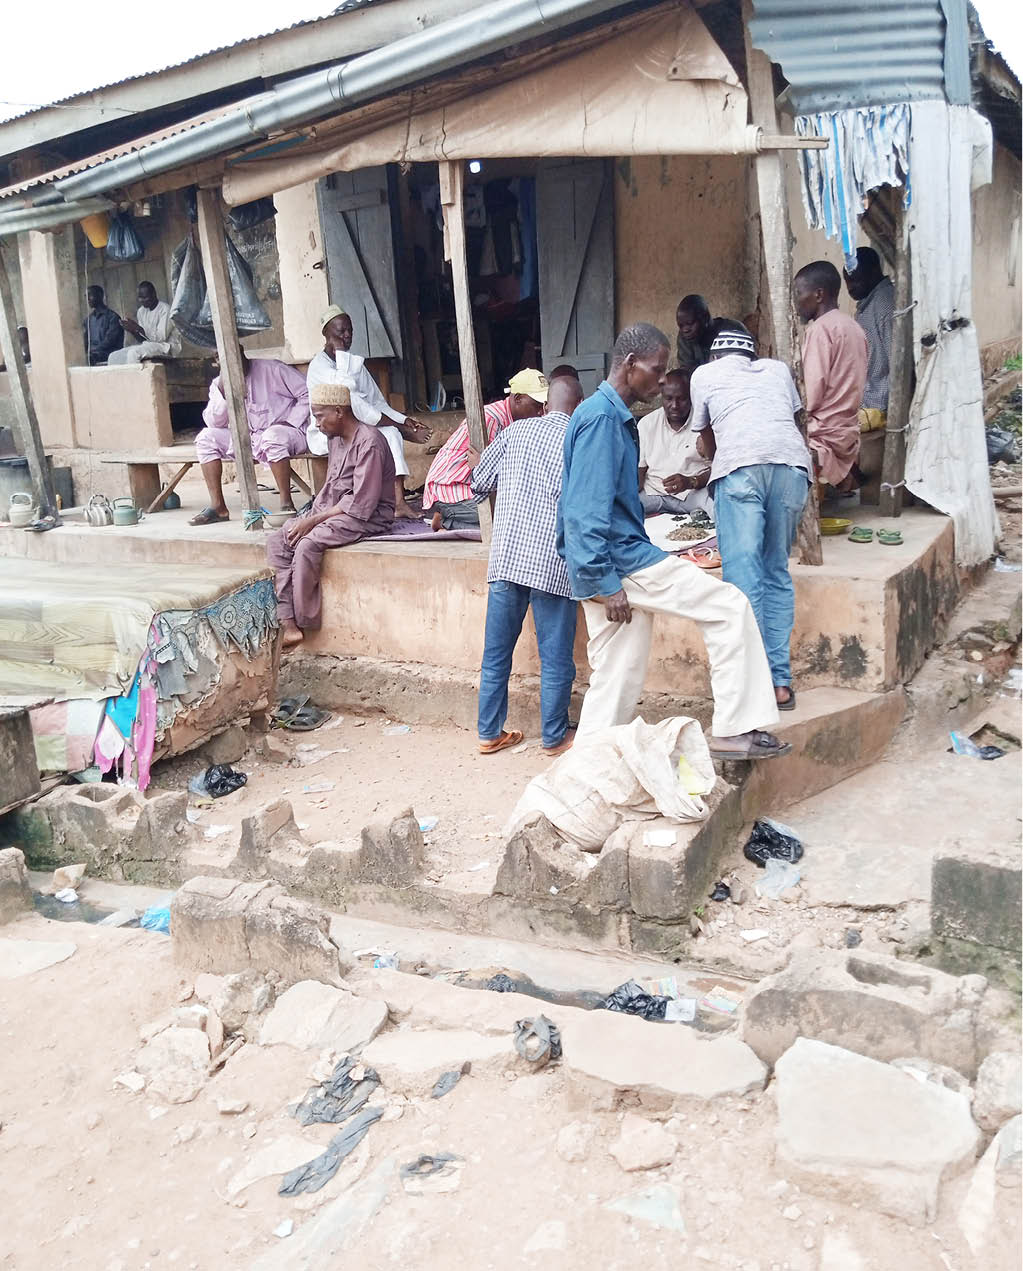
[423,398,514,509]
[471,411,573,597]
[855,275,895,410]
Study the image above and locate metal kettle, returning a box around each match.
[86,494,114,527]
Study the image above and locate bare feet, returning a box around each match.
[543,728,576,757]
[395,500,418,520]
[280,619,304,649]
[430,510,443,533]
[279,502,297,515]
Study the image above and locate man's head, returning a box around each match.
[662,369,692,428]
[843,246,884,302]
[546,373,583,417]
[708,319,757,362]
[548,363,580,383]
[321,305,353,354]
[676,294,711,342]
[137,281,158,311]
[793,261,841,324]
[505,368,549,419]
[610,322,670,404]
[87,285,104,311]
[309,381,357,438]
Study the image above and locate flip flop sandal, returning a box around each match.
[776,688,797,711]
[190,507,230,526]
[679,547,723,570]
[877,529,903,546]
[24,514,58,533]
[272,695,331,731]
[847,526,874,543]
[709,730,793,762]
[478,729,523,755]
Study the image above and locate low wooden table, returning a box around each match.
[100,445,316,515]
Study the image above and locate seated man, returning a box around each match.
[267,382,395,649]
[107,281,181,365]
[83,286,123,365]
[844,246,895,433]
[190,346,310,524]
[423,369,549,530]
[675,294,717,377]
[306,305,432,520]
[638,368,712,518]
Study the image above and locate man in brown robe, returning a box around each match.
[266,381,395,648]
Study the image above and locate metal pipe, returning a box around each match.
[0,196,114,234]
[49,0,626,204]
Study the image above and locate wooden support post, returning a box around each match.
[0,246,59,521]
[195,187,263,530]
[439,159,493,545]
[743,1,822,564]
[880,204,912,518]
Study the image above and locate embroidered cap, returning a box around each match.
[709,330,757,357]
[319,304,349,330]
[310,382,352,407]
[505,368,549,403]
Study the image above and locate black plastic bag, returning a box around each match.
[513,1015,562,1067]
[228,198,276,232]
[485,972,517,993]
[169,234,271,349]
[106,214,145,262]
[292,1056,379,1127]
[602,979,669,1022]
[743,818,804,867]
[278,1105,383,1196]
[188,764,247,799]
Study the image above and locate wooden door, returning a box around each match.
[537,160,614,395]
[317,168,402,359]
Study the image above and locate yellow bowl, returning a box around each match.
[820,517,852,536]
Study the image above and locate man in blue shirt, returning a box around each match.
[558,323,789,761]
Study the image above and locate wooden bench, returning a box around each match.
[100,445,317,515]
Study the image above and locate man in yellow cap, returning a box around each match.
[423,368,549,531]
[306,305,432,519]
[266,381,395,648]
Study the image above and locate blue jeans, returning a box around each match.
[713,464,809,687]
[478,581,577,748]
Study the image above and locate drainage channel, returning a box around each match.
[33,892,121,924]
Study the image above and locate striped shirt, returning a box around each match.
[422,398,514,509]
[470,411,572,596]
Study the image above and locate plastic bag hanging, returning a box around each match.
[105,213,145,262]
[228,198,276,232]
[169,233,272,349]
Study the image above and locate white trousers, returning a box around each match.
[107,342,171,365]
[306,420,409,477]
[577,555,779,739]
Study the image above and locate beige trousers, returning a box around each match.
[578,555,779,739]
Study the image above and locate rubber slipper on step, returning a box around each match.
[847,526,874,543]
[709,731,793,761]
[877,529,903,546]
[679,547,722,570]
[478,730,523,755]
[776,688,797,711]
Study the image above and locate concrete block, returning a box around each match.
[135,1024,210,1105]
[170,875,349,987]
[237,799,304,877]
[741,949,986,1077]
[129,792,198,883]
[0,847,32,924]
[973,1050,1023,1132]
[200,726,249,766]
[259,980,387,1052]
[609,1112,676,1171]
[0,707,40,813]
[360,1026,509,1097]
[494,814,626,911]
[358,808,424,886]
[194,969,274,1035]
[774,1038,980,1225]
[932,854,1022,961]
[12,783,143,875]
[68,362,172,450]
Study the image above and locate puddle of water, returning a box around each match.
[33,893,118,925]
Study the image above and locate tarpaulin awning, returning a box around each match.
[223,3,758,205]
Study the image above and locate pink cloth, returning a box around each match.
[131,677,158,791]
[198,357,309,465]
[802,309,868,486]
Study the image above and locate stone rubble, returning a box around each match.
[971,1049,1023,1132]
[609,1112,676,1172]
[0,848,32,924]
[258,979,387,1053]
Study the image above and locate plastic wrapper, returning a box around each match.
[743,818,804,867]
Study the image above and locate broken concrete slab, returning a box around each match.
[494,814,626,911]
[931,852,1022,982]
[360,1027,508,1098]
[605,1181,686,1232]
[0,847,32,924]
[972,1050,1023,1132]
[259,980,387,1053]
[170,876,349,987]
[996,1114,1022,1175]
[800,839,932,909]
[0,936,76,978]
[609,1112,676,1171]
[358,809,424,886]
[227,1134,322,1198]
[200,725,248,767]
[957,1114,1022,1260]
[135,1024,211,1104]
[52,862,86,891]
[774,1038,980,1225]
[194,970,274,1036]
[741,948,987,1077]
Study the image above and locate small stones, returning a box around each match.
[609,1113,676,1173]
[557,1121,596,1163]
[215,1098,249,1116]
[781,1204,803,1221]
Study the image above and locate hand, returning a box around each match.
[602,590,632,624]
[466,443,481,469]
[663,473,691,495]
[120,318,143,338]
[284,516,317,547]
[401,416,433,443]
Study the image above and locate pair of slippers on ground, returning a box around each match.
[848,527,903,545]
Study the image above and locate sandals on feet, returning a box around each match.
[190,507,230,526]
[709,730,793,762]
[479,730,523,755]
[776,688,797,711]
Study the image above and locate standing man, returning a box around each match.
[689,323,811,712]
[638,368,712,518]
[558,322,789,761]
[424,369,549,530]
[83,286,123,365]
[675,295,717,377]
[190,347,310,524]
[844,246,895,433]
[107,281,181,364]
[306,306,432,520]
[470,374,584,757]
[793,261,868,491]
[267,382,395,649]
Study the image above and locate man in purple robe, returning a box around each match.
[266,381,395,648]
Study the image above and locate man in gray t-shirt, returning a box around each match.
[690,326,810,711]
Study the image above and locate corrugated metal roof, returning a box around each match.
[749,0,968,113]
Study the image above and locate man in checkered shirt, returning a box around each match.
[470,373,584,757]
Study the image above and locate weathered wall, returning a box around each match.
[971,140,1021,368]
[18,226,82,446]
[274,182,329,362]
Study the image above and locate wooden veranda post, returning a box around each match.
[0,246,59,521]
[880,204,912,518]
[195,187,263,530]
[742,1,823,565]
[439,159,493,546]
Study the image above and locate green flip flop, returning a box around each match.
[877,529,903,546]
[848,526,874,543]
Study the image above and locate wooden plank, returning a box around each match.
[880,204,912,518]
[439,159,492,546]
[144,461,194,515]
[195,187,264,530]
[126,463,163,510]
[0,248,60,521]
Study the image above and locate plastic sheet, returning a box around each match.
[278,1105,383,1196]
[292,1056,380,1127]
